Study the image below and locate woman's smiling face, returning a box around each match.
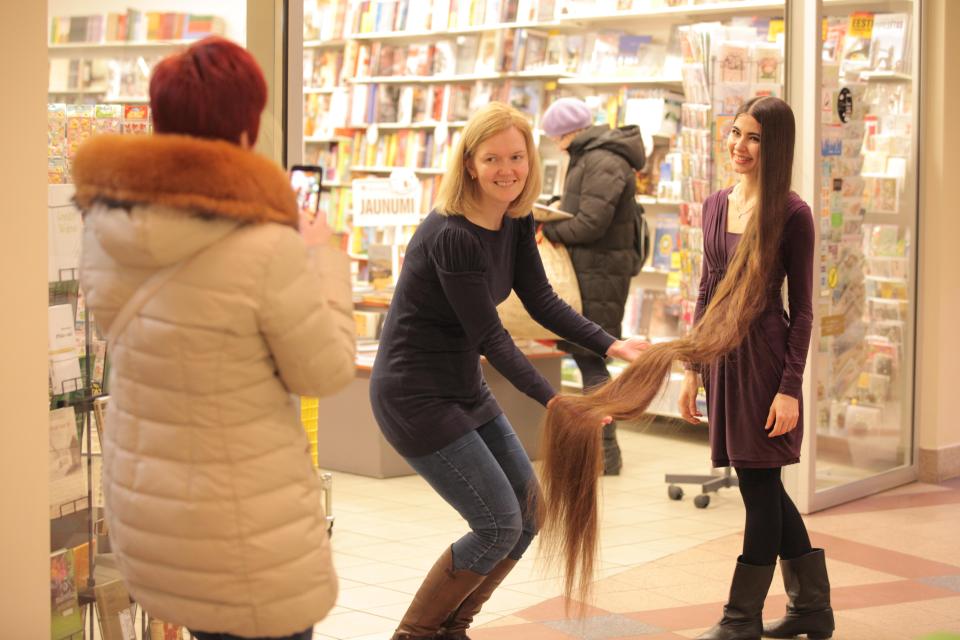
[728,113,761,177]
[467,126,530,213]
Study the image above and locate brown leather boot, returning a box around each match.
[438,556,519,639]
[390,547,486,640]
[696,557,775,640]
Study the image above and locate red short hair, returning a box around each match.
[149,36,267,145]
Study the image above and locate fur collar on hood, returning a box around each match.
[72,134,299,228]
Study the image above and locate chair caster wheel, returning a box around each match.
[694,494,710,509]
[668,485,684,500]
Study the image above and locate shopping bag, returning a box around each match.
[497,237,582,340]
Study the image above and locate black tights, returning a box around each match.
[735,467,812,567]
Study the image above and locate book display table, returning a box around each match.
[315,351,563,478]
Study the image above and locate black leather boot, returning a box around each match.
[602,421,622,475]
[696,557,776,640]
[763,549,834,639]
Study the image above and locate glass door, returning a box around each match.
[786,0,921,512]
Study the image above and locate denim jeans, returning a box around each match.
[404,413,539,575]
[191,628,312,640]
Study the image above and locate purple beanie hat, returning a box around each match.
[542,97,593,137]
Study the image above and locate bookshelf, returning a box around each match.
[300,0,798,420]
[558,77,684,90]
[350,20,568,44]
[558,0,785,23]
[48,39,197,52]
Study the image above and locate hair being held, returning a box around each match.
[536,96,796,607]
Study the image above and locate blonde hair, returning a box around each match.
[434,102,542,219]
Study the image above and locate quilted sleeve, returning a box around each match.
[258,231,356,398]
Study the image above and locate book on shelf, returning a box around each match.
[822,16,847,65]
[49,305,82,395]
[95,580,137,640]
[476,31,504,73]
[869,13,909,73]
[50,406,85,516]
[841,12,874,73]
[354,309,388,338]
[50,10,224,44]
[506,82,542,118]
[51,548,83,640]
[532,202,573,221]
[651,214,679,272]
[149,620,186,640]
[305,49,344,88]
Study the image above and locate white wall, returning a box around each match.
[48,0,247,43]
[918,0,960,459]
[0,2,52,637]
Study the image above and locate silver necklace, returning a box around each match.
[733,186,757,219]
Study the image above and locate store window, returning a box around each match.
[813,3,918,491]
[299,0,790,417]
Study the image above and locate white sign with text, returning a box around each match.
[352,169,422,227]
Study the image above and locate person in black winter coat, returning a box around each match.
[540,97,646,475]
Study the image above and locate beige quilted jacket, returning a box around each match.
[75,134,355,637]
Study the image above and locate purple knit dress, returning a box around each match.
[693,187,815,468]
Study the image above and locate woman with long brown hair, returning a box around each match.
[540,96,834,640]
[369,102,647,640]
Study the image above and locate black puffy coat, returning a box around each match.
[543,124,645,355]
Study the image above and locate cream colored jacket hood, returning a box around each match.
[75,134,355,637]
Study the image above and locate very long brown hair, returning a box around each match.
[537,96,797,606]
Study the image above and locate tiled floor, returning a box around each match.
[315,423,960,640]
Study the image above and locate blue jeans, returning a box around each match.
[191,629,312,640]
[404,413,540,575]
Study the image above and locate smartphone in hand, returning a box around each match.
[290,164,324,220]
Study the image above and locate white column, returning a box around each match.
[781,0,821,513]
[0,2,52,635]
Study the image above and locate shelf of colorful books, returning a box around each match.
[48,91,150,105]
[350,21,566,44]
[304,38,348,49]
[351,165,446,175]
[637,195,683,208]
[350,70,572,85]
[640,266,671,276]
[48,39,198,53]
[859,70,911,83]
[304,135,353,144]
[559,0,784,27]
[558,76,683,90]
[823,0,912,9]
[372,120,469,130]
[48,89,101,95]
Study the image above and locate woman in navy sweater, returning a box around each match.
[371,102,647,640]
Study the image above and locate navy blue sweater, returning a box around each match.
[370,211,615,457]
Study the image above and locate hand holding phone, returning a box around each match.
[299,208,333,248]
[290,164,324,219]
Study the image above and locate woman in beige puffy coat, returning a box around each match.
[75,38,355,640]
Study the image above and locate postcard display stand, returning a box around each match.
[49,183,110,640]
[813,6,917,484]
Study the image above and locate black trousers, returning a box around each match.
[571,353,621,469]
[572,352,612,391]
[735,467,812,566]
